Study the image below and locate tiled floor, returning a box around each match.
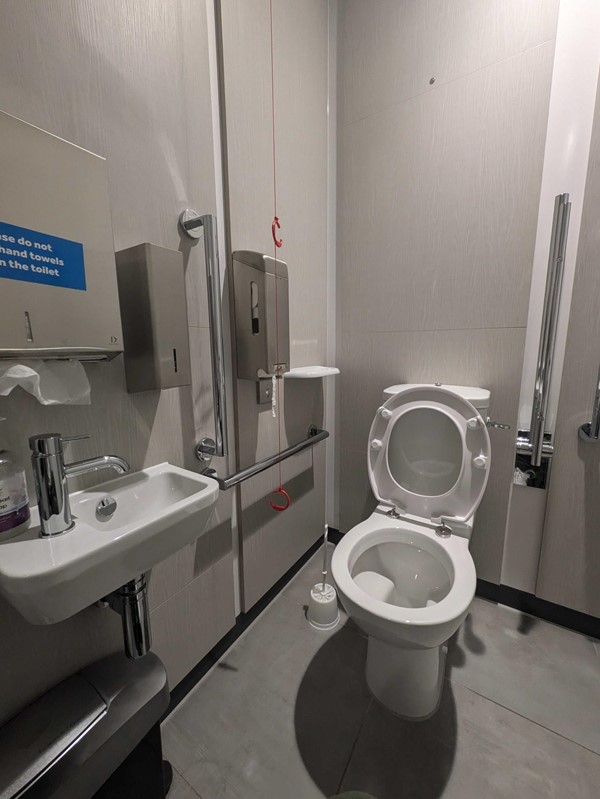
[162,547,600,798]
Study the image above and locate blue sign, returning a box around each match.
[0,220,86,291]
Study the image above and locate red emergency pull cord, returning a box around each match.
[268,0,289,512]
[269,486,290,512]
[272,216,283,248]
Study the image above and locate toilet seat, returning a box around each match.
[368,385,491,525]
[333,515,476,628]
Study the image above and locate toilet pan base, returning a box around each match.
[366,636,447,720]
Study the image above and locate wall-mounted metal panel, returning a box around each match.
[116,243,191,393]
[232,251,289,380]
[0,111,122,360]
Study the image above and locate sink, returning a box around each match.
[0,462,219,625]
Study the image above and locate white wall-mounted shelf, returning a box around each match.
[283,366,340,379]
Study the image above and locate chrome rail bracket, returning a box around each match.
[195,436,216,463]
[178,209,204,240]
[578,362,600,443]
[578,422,600,443]
[516,430,554,460]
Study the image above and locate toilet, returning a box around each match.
[332,383,491,720]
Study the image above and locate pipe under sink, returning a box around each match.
[102,574,152,659]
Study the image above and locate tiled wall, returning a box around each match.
[336,0,560,582]
[220,0,330,610]
[0,0,235,725]
[537,78,600,616]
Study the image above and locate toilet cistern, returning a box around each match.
[29,433,130,537]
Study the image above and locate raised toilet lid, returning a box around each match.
[368,385,491,524]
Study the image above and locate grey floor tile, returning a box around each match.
[163,594,371,799]
[161,720,200,777]
[447,598,600,753]
[340,680,600,799]
[168,767,202,798]
[164,564,600,799]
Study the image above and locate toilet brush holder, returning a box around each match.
[307,582,340,630]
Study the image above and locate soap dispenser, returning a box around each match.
[0,420,31,540]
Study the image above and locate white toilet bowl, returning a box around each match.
[333,510,476,718]
[332,383,491,720]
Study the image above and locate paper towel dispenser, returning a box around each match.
[116,243,191,393]
[0,111,123,361]
[232,251,289,380]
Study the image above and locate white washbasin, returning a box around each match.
[0,462,219,624]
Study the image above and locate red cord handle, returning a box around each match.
[269,486,290,512]
[272,216,283,248]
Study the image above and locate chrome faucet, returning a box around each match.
[29,433,130,537]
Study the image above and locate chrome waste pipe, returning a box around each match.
[104,575,152,660]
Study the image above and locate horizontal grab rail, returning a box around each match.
[201,426,329,490]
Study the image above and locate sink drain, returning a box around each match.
[96,496,117,519]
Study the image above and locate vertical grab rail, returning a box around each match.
[528,193,571,466]
[179,210,229,459]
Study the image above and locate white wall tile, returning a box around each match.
[151,553,235,688]
[339,0,559,126]
[339,42,555,334]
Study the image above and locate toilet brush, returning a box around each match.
[306,524,340,630]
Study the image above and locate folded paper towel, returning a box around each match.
[0,360,91,405]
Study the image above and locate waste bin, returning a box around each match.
[0,652,170,799]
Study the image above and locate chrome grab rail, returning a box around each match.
[516,433,554,458]
[179,211,229,459]
[578,363,600,442]
[201,426,329,490]
[525,193,571,466]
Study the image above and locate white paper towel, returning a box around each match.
[0,360,91,405]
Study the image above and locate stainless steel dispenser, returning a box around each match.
[232,250,289,380]
[0,110,123,360]
[116,243,191,393]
